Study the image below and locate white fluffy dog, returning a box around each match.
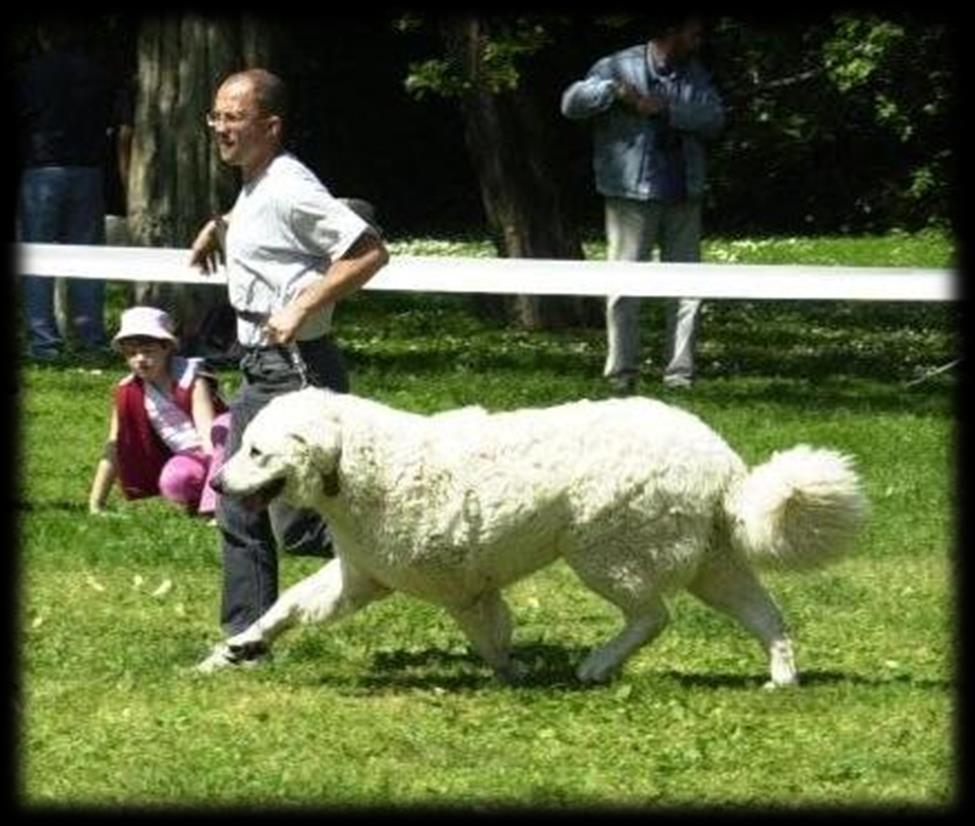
[202,388,867,686]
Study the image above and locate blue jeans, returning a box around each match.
[217,336,349,636]
[19,166,107,356]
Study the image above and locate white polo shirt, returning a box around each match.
[225,152,371,347]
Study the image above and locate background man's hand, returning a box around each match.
[189,219,225,274]
[616,81,669,117]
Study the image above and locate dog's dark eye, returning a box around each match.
[249,445,262,459]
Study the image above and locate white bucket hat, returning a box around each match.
[112,306,178,348]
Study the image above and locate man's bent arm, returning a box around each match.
[265,232,389,344]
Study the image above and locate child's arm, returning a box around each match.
[191,376,218,454]
[89,407,120,514]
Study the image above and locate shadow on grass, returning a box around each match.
[19,296,956,416]
[689,374,955,417]
[354,642,594,692]
[341,308,956,416]
[14,499,86,513]
[344,340,604,385]
[347,339,955,414]
[660,668,952,692]
[345,337,957,391]
[345,646,953,694]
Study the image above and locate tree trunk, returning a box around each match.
[442,15,602,330]
[127,13,272,350]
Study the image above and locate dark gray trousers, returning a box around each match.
[216,337,348,636]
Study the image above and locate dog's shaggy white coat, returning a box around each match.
[204,388,867,686]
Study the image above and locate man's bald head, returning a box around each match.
[211,68,289,179]
[220,69,289,121]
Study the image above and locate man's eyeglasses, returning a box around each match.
[205,111,254,129]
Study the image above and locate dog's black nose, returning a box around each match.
[209,473,225,495]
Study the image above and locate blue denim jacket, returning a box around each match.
[561,44,724,202]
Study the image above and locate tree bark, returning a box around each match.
[442,15,601,330]
[127,13,271,350]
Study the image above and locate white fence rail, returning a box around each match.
[15,242,955,302]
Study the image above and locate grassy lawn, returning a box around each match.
[17,231,957,810]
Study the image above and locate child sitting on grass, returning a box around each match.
[88,305,230,517]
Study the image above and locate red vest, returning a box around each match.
[114,358,227,500]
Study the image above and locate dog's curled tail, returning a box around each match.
[725,445,868,572]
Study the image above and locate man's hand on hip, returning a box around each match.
[264,303,310,346]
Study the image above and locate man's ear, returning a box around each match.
[267,114,283,143]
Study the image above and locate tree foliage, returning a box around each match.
[398,13,600,329]
[12,12,956,244]
[400,14,554,99]
[709,13,955,234]
[398,12,955,236]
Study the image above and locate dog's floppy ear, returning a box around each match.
[288,418,341,461]
[311,436,341,497]
[290,418,342,497]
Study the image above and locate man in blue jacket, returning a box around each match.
[562,15,724,392]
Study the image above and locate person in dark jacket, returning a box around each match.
[17,22,115,360]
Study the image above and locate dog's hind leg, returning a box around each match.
[565,550,672,683]
[687,557,797,688]
[576,596,671,683]
[226,557,390,655]
[444,590,522,683]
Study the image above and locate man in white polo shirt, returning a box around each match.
[190,68,388,671]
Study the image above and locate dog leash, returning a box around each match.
[287,342,310,389]
[248,309,310,389]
